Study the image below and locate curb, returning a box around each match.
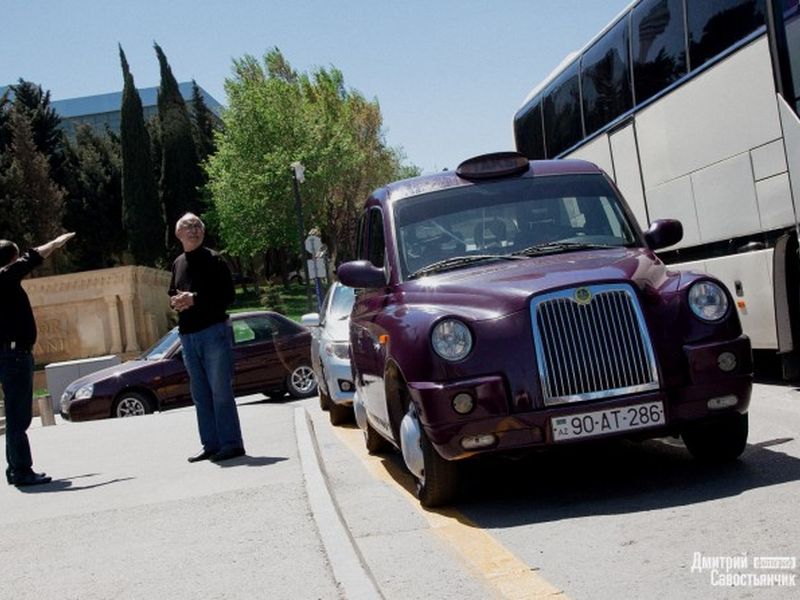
[294,407,383,599]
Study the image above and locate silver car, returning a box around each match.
[303,282,356,425]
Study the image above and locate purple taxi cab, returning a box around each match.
[337,152,752,507]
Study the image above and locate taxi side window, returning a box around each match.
[356,214,367,260]
[367,208,385,268]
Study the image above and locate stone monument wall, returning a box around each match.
[22,266,174,365]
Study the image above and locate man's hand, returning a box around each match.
[170,290,196,312]
[35,232,76,258]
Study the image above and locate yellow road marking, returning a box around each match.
[331,424,567,600]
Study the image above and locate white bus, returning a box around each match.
[514,0,800,376]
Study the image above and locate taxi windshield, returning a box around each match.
[393,174,638,280]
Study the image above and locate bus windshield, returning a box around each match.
[393,174,638,279]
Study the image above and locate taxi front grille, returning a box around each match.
[531,284,659,405]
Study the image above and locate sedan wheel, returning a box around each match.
[287,364,318,399]
[113,392,152,418]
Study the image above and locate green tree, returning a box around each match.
[8,79,68,188]
[206,48,417,276]
[62,125,125,270]
[119,45,165,266]
[0,110,65,263]
[154,43,203,243]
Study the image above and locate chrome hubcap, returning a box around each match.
[117,397,145,417]
[291,366,316,393]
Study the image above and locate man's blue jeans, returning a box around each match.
[0,349,35,479]
[180,321,244,453]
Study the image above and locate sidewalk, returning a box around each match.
[0,398,345,600]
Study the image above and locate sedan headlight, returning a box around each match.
[688,281,729,322]
[324,341,350,360]
[431,318,472,361]
[74,384,94,400]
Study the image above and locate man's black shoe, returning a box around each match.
[211,447,246,462]
[7,471,47,485]
[187,449,217,463]
[11,472,52,487]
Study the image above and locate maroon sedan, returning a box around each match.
[338,152,752,507]
[60,311,317,421]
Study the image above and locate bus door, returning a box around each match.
[608,121,649,230]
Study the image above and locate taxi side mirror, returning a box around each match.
[337,260,386,289]
[644,219,683,250]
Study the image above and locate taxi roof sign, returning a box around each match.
[456,152,529,180]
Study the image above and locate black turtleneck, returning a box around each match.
[169,246,235,334]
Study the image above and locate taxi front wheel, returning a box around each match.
[416,428,459,508]
[681,412,748,462]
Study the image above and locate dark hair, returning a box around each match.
[0,240,19,268]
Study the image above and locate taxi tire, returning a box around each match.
[364,420,390,455]
[329,401,351,426]
[681,412,748,462]
[417,428,459,508]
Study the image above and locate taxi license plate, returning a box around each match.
[551,401,665,442]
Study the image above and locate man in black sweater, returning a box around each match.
[169,213,244,463]
[1,232,75,487]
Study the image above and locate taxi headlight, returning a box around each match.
[688,281,729,322]
[74,384,94,400]
[431,318,472,361]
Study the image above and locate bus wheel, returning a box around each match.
[681,413,748,462]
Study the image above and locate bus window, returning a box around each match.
[631,0,688,104]
[514,101,546,160]
[688,0,766,70]
[581,16,633,135]
[543,61,583,157]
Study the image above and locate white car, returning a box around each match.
[302,282,356,424]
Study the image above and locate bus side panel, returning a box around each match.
[635,38,781,191]
[568,134,615,180]
[676,250,778,350]
[608,125,648,228]
[778,96,800,211]
[645,176,701,249]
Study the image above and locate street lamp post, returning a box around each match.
[290,161,313,312]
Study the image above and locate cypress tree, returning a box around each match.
[119,45,165,267]
[190,79,217,164]
[154,43,202,246]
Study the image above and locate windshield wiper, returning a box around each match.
[408,254,521,279]
[511,241,617,257]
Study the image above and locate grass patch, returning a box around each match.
[231,282,326,322]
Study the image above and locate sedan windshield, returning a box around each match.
[393,174,638,279]
[143,328,179,360]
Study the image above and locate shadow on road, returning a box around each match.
[14,473,136,494]
[368,435,799,527]
[213,455,288,469]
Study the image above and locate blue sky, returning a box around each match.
[2,0,632,174]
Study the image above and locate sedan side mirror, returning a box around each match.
[301,313,320,328]
[644,219,683,250]
[337,260,386,289]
